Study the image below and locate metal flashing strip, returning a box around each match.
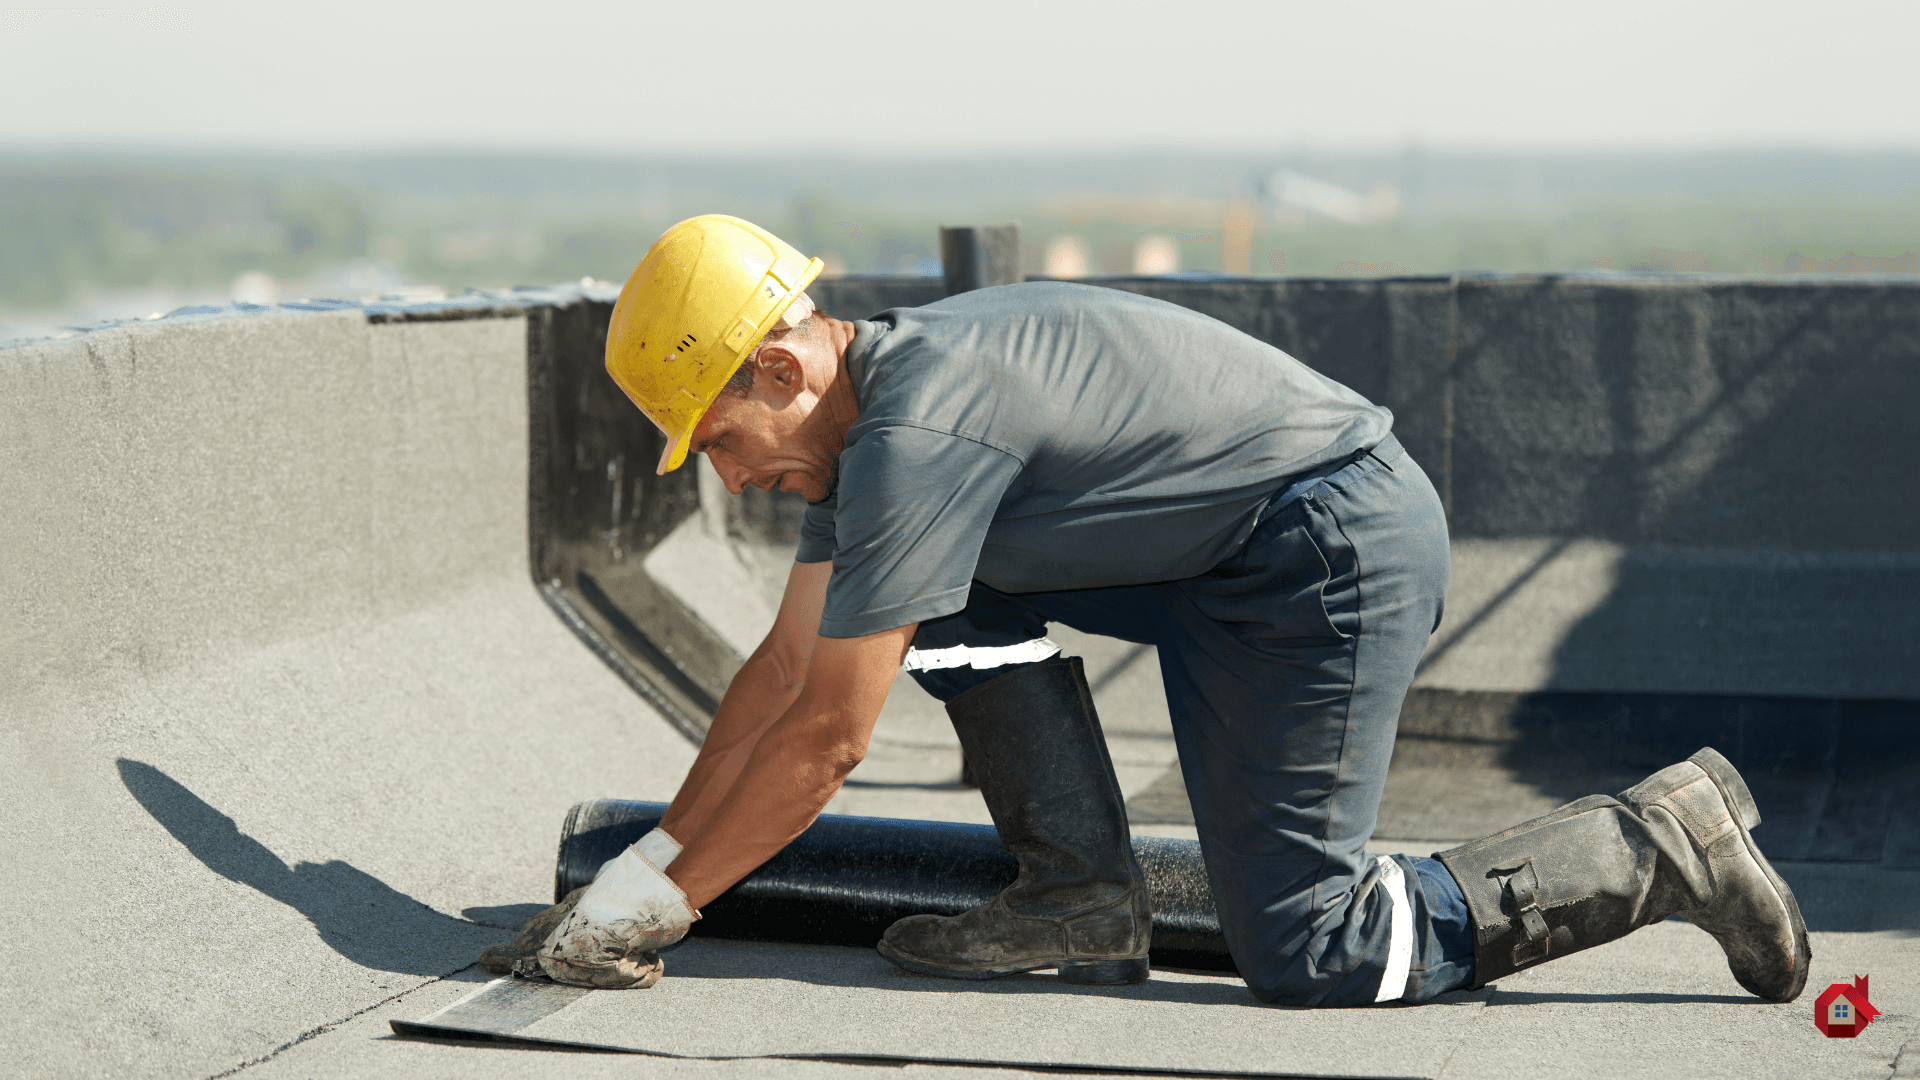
[1,282,623,350]
[391,977,590,1042]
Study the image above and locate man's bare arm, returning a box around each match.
[657,559,830,843]
[666,621,916,910]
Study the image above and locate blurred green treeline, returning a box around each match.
[3,149,1917,315]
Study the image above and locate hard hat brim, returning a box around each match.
[657,427,695,476]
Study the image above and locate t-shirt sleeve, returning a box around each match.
[816,424,1023,639]
[794,496,837,564]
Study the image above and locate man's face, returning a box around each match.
[689,349,838,503]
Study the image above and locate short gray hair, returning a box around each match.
[719,353,759,398]
[717,312,822,399]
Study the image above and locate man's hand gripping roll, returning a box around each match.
[538,827,698,988]
[479,828,696,989]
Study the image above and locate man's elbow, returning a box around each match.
[825,737,866,777]
[774,713,867,778]
[750,641,811,698]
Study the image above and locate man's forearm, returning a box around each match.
[657,644,806,843]
[665,684,872,909]
[664,625,912,910]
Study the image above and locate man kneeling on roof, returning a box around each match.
[487,215,1810,1007]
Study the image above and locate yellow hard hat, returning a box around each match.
[606,214,824,474]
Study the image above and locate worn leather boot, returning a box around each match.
[1437,747,1810,1001]
[878,656,1152,984]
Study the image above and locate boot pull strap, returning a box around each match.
[1500,860,1552,966]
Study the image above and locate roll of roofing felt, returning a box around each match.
[555,800,1233,972]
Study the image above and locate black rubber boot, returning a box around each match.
[1437,747,1811,1002]
[878,656,1152,985]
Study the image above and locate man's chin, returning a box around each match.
[774,474,807,500]
[768,466,834,504]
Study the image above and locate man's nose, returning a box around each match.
[709,453,749,496]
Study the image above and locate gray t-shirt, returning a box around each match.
[795,281,1392,638]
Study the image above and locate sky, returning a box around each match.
[1,0,1915,155]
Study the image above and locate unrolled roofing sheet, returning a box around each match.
[394,938,1486,1077]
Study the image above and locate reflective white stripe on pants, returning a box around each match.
[901,638,1061,672]
[1373,854,1414,1003]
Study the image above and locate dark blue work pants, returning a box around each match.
[908,435,1475,1006]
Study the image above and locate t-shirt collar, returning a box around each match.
[844,319,884,400]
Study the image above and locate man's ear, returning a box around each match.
[752,344,805,403]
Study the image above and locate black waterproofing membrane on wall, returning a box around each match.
[528,275,1920,749]
[528,277,1920,869]
[556,800,1235,972]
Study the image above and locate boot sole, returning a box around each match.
[875,938,1150,985]
[1687,747,1813,1003]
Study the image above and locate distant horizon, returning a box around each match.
[6,141,1920,161]
[8,142,1915,208]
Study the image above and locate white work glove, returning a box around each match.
[482,829,688,984]
[537,830,699,989]
[632,827,683,870]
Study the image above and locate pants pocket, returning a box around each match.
[1181,507,1349,645]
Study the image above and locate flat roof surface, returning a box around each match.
[4,304,1914,1080]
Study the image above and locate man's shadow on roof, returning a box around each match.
[117,758,501,977]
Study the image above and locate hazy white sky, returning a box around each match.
[1,0,1914,154]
